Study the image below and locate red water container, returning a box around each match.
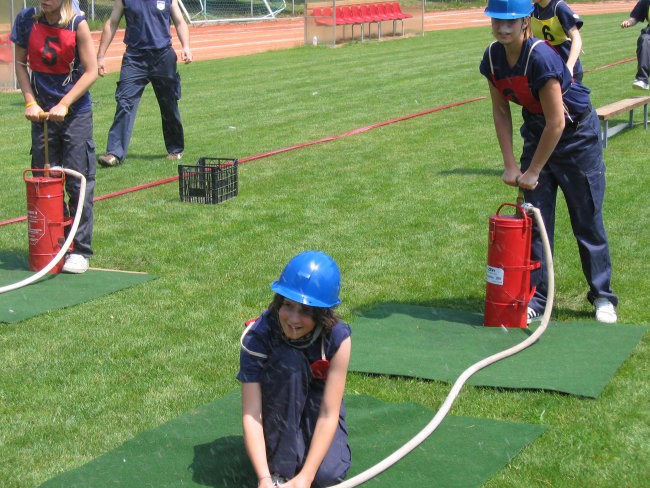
[484,203,540,328]
[24,168,70,273]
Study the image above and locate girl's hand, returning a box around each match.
[278,473,312,488]
[502,167,522,187]
[24,103,44,122]
[48,103,68,122]
[516,170,540,191]
[257,477,275,488]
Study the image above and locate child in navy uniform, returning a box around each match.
[620,0,650,90]
[531,0,584,81]
[479,0,618,323]
[238,251,352,488]
[11,0,98,274]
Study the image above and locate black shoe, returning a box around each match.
[98,153,121,167]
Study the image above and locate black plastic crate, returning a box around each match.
[178,157,238,204]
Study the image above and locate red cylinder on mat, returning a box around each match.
[24,169,70,273]
[484,203,540,328]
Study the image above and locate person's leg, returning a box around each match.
[105,50,149,162]
[635,28,650,83]
[61,111,96,258]
[556,113,617,307]
[150,47,184,156]
[261,345,310,479]
[311,418,351,487]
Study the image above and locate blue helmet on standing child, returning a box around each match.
[271,251,342,308]
[484,0,533,19]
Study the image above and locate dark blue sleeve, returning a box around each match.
[10,9,35,48]
[236,314,272,383]
[325,321,351,359]
[630,0,650,22]
[529,42,570,99]
[556,2,583,31]
[479,45,493,83]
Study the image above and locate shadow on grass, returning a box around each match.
[0,249,29,271]
[350,297,601,324]
[436,168,501,177]
[189,435,256,487]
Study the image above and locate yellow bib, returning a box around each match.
[531,16,569,46]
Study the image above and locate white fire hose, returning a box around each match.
[330,202,554,488]
[0,166,86,295]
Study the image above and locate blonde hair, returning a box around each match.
[34,0,76,28]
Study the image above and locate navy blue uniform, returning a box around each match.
[238,310,352,486]
[11,8,96,258]
[531,0,584,81]
[480,38,618,313]
[105,0,184,162]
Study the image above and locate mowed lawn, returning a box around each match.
[0,11,648,488]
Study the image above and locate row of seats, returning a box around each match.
[312,2,413,41]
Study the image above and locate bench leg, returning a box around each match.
[645,103,648,130]
[602,120,609,148]
[629,109,634,128]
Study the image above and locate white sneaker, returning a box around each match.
[62,254,89,274]
[594,298,617,323]
[632,79,649,90]
[527,306,542,324]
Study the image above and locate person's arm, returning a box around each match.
[241,382,275,488]
[518,78,565,189]
[97,0,124,77]
[621,17,638,28]
[487,82,520,187]
[170,0,193,63]
[283,337,352,488]
[565,25,582,77]
[14,45,43,121]
[48,19,98,122]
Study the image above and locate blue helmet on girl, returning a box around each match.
[484,0,534,19]
[271,251,342,308]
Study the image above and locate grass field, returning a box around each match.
[0,11,648,488]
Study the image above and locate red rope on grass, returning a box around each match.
[585,57,635,73]
[93,176,179,202]
[0,96,483,227]
[238,97,485,163]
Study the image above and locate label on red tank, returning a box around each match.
[486,265,504,285]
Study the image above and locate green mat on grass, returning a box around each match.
[40,391,547,488]
[349,304,648,398]
[0,254,157,323]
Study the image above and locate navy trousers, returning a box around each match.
[636,26,650,83]
[106,46,184,162]
[260,344,351,487]
[520,109,617,312]
[31,110,96,258]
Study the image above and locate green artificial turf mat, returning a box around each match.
[0,253,157,323]
[40,391,547,488]
[348,303,648,398]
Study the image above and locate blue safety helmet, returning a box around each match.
[271,251,342,308]
[484,0,533,19]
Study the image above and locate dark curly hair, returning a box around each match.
[269,294,339,333]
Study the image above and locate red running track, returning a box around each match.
[97,1,635,73]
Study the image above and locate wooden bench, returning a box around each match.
[596,96,650,148]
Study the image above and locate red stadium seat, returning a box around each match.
[313,7,334,27]
[388,2,412,35]
[360,4,382,39]
[339,5,364,40]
